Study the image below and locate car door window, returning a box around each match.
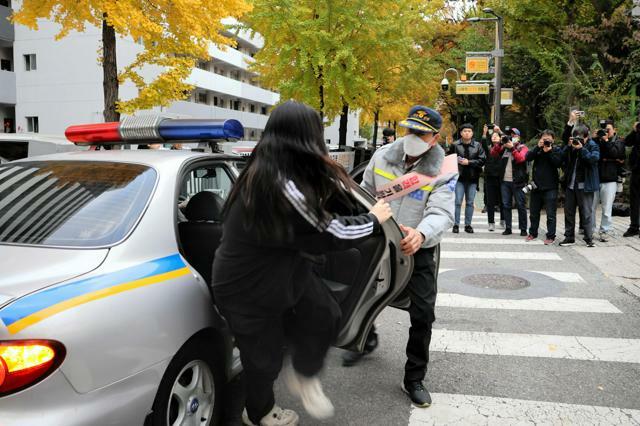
[180,164,233,205]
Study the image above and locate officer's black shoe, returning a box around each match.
[401,381,432,408]
[623,228,639,237]
[342,331,378,367]
[452,225,459,233]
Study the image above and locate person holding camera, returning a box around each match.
[482,125,504,231]
[449,123,486,233]
[623,121,640,238]
[491,127,529,236]
[525,130,563,244]
[592,120,626,241]
[559,124,600,247]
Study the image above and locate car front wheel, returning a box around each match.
[150,338,224,426]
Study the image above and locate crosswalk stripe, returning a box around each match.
[431,329,640,363]
[443,237,543,245]
[408,393,640,425]
[441,251,561,260]
[437,293,621,313]
[439,268,585,283]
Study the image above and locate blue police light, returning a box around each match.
[158,119,244,141]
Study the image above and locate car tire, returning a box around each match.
[149,337,225,426]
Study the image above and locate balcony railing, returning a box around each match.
[165,101,270,130]
[0,5,14,42]
[188,69,279,106]
[0,69,16,104]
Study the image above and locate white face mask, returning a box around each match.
[403,134,433,157]
[512,136,520,144]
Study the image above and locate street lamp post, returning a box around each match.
[467,8,504,126]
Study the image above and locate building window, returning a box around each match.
[24,54,37,71]
[213,96,218,106]
[261,106,267,115]
[197,92,208,104]
[197,60,209,70]
[233,100,240,111]
[0,0,9,7]
[250,104,255,113]
[26,116,39,133]
[1,59,11,71]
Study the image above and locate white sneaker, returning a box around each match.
[488,223,495,232]
[242,406,299,426]
[282,362,335,420]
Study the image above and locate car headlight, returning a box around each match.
[0,340,66,396]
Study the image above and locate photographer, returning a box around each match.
[382,127,396,146]
[525,130,563,244]
[593,120,625,241]
[559,124,600,247]
[491,127,529,236]
[623,121,640,238]
[449,123,486,233]
[482,125,504,231]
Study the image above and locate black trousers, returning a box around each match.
[528,189,558,239]
[501,181,527,231]
[216,272,341,424]
[564,187,595,241]
[485,176,503,224]
[404,246,438,383]
[630,172,640,230]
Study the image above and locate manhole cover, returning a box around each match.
[461,274,531,290]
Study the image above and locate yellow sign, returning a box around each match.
[465,56,490,74]
[501,88,513,105]
[456,83,490,95]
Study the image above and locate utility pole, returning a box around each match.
[493,14,504,126]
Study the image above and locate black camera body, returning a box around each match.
[599,119,607,130]
[543,140,552,147]
[572,136,584,146]
[596,129,607,139]
[500,135,511,145]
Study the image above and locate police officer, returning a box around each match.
[357,106,457,407]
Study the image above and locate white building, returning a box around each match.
[0,4,359,145]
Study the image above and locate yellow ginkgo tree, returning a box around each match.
[12,0,251,121]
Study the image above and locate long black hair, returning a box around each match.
[225,100,357,241]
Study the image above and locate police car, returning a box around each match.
[0,117,414,426]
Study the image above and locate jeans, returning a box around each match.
[501,181,527,231]
[455,181,478,226]
[592,182,617,234]
[528,189,557,239]
[564,187,595,241]
[630,172,640,230]
[485,176,503,224]
[405,246,438,383]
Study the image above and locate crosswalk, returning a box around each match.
[408,212,640,425]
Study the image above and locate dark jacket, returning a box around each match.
[212,183,380,315]
[491,142,529,185]
[481,136,503,178]
[561,138,600,193]
[448,139,486,183]
[625,129,640,173]
[597,135,626,183]
[526,146,563,191]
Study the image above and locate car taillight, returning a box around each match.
[0,340,65,396]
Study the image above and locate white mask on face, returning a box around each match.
[403,134,433,157]
[512,136,520,144]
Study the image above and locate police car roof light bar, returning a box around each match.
[65,117,244,146]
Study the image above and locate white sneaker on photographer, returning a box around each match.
[242,406,299,426]
[488,223,495,232]
[282,362,335,420]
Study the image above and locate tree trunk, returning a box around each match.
[338,103,349,147]
[372,109,379,149]
[102,16,119,123]
[318,67,324,121]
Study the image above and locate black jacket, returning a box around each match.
[212,182,380,315]
[481,137,503,178]
[526,146,563,191]
[625,129,640,173]
[597,135,626,183]
[448,139,486,183]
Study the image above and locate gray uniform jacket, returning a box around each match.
[361,136,458,248]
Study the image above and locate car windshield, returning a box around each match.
[0,160,157,247]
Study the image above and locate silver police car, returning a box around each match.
[0,118,413,425]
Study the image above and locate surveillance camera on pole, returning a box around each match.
[441,77,449,92]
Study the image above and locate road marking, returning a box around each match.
[441,251,561,260]
[437,293,621,313]
[431,329,640,363]
[408,393,640,425]
[443,237,543,245]
[438,269,585,283]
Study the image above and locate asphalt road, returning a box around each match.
[223,211,640,425]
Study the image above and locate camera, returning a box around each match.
[599,119,607,129]
[500,135,511,145]
[440,78,449,92]
[522,181,538,194]
[596,129,607,138]
[543,140,552,147]
[571,136,584,146]
[504,125,511,133]
[486,123,495,135]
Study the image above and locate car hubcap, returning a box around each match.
[167,360,215,426]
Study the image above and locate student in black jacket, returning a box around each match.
[525,130,563,244]
[623,121,640,237]
[212,101,392,426]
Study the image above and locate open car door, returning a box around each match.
[321,184,414,353]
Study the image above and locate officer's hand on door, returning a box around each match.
[399,225,424,256]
